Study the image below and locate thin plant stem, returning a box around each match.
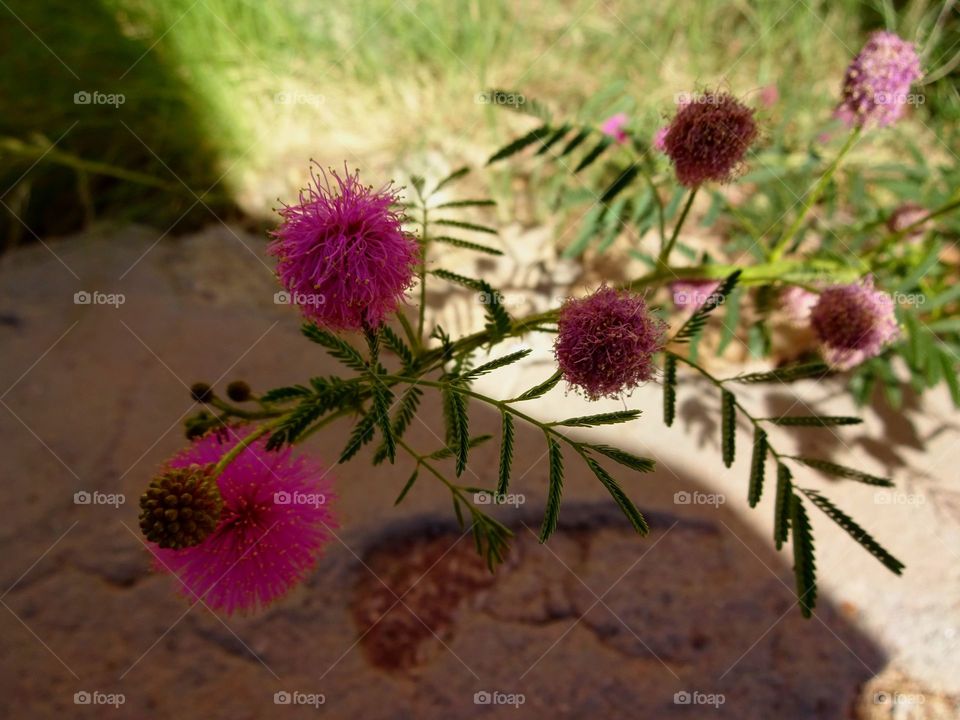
[657,186,699,268]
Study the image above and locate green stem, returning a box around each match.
[770,127,861,261]
[657,186,699,268]
[213,422,277,475]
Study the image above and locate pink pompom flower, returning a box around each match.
[600,113,629,144]
[269,164,419,331]
[149,428,337,614]
[661,92,759,187]
[836,31,922,128]
[555,287,667,400]
[810,278,900,369]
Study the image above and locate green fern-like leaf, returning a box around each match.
[509,370,563,401]
[539,435,564,542]
[585,458,649,535]
[785,456,893,487]
[380,325,415,369]
[799,488,905,574]
[574,137,613,172]
[433,235,503,255]
[599,163,642,204]
[394,468,420,505]
[535,124,572,155]
[463,349,532,380]
[434,218,498,235]
[373,386,422,465]
[774,463,792,550]
[443,384,470,477]
[497,411,514,496]
[260,385,312,403]
[585,444,656,473]
[339,411,377,463]
[430,166,470,195]
[552,409,642,428]
[721,389,736,468]
[559,129,590,157]
[663,353,677,426]
[301,324,368,372]
[487,125,554,164]
[430,269,512,337]
[766,415,862,427]
[433,198,496,209]
[673,271,741,344]
[790,494,817,618]
[748,428,767,507]
[733,362,829,384]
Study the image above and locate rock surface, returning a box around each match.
[0,225,957,718]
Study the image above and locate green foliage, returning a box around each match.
[721,389,736,468]
[790,494,817,618]
[785,456,892,487]
[773,463,792,551]
[585,445,656,473]
[748,429,767,508]
[663,352,677,427]
[552,409,642,428]
[539,435,565,542]
[497,411,515,496]
[672,271,742,344]
[509,371,563,401]
[463,349,532,380]
[765,415,862,427]
[301,324,367,372]
[584,458,649,535]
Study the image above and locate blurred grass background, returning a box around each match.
[0,0,956,249]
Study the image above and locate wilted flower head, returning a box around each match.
[662,92,759,187]
[886,202,929,239]
[836,31,922,128]
[600,113,629,144]
[269,164,419,331]
[780,285,820,327]
[669,279,721,310]
[555,287,667,400]
[149,428,337,614]
[810,278,899,369]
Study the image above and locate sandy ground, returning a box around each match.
[0,224,957,718]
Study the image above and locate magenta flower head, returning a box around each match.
[600,113,629,144]
[148,427,337,614]
[269,164,419,331]
[662,91,759,187]
[810,278,900,369]
[836,31,922,128]
[555,287,667,400]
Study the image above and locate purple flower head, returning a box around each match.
[601,113,629,144]
[150,427,337,614]
[269,164,419,331]
[669,279,721,310]
[836,31,922,128]
[555,287,667,400]
[810,278,899,369]
[662,92,759,187]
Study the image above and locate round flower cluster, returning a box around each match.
[809,278,900,369]
[555,287,667,400]
[661,92,759,187]
[836,31,922,128]
[147,428,337,614]
[269,164,419,331]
